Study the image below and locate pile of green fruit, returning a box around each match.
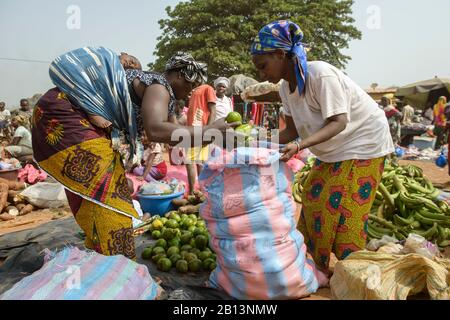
[226,112,254,147]
[368,162,450,248]
[141,211,217,273]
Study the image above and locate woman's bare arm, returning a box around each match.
[142,152,156,179]
[138,83,237,146]
[278,115,299,144]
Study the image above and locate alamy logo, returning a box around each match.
[65,265,81,290]
[366,5,381,30]
[66,5,81,30]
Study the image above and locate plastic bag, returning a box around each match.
[330,250,450,300]
[395,147,405,158]
[366,235,399,251]
[0,162,14,170]
[139,178,184,196]
[19,182,68,208]
[18,164,47,184]
[295,148,314,163]
[140,180,172,195]
[377,243,404,255]
[167,289,199,300]
[435,151,447,168]
[286,158,305,173]
[402,233,440,259]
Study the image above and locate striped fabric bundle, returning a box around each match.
[199,147,321,300]
[49,46,141,166]
[0,247,161,300]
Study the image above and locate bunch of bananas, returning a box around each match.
[369,162,450,249]
[291,158,450,249]
[292,158,315,204]
[292,171,308,203]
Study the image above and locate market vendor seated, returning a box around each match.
[133,139,168,182]
[0,102,12,139]
[4,115,33,159]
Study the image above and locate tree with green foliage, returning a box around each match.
[148,0,361,80]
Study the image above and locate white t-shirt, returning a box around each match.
[14,126,32,149]
[143,143,164,166]
[215,95,233,120]
[280,61,394,163]
[0,109,11,121]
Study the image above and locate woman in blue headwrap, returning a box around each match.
[32,48,236,260]
[251,21,394,275]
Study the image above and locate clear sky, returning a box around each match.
[1,0,449,108]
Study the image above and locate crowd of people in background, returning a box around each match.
[0,99,34,163]
[2,91,450,171]
[3,90,450,185]
[379,95,450,151]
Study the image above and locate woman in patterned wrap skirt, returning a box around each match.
[32,48,235,259]
[251,21,394,275]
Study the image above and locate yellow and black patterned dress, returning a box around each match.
[32,88,138,259]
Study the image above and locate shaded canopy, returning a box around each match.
[226,74,259,96]
[395,77,450,109]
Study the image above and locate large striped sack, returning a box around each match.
[199,147,322,300]
[0,247,161,300]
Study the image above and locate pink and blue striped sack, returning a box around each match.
[199,147,325,300]
[0,247,162,300]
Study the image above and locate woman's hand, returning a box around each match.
[280,143,299,162]
[207,118,241,133]
[202,118,242,148]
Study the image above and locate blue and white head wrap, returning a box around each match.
[49,46,141,166]
[251,20,308,94]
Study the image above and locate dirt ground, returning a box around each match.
[0,159,448,300]
[0,206,72,236]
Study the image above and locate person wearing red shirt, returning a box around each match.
[185,84,217,194]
